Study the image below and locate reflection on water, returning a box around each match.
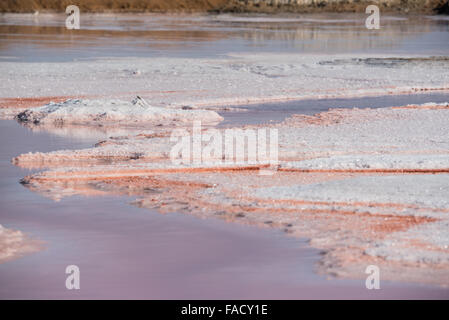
[1,13,448,61]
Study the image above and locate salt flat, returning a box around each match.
[1,54,448,110]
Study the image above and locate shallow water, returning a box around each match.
[219,92,449,126]
[1,13,448,62]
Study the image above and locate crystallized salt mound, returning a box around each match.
[15,97,223,126]
[0,224,42,263]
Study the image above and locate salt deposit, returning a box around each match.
[1,54,448,112]
[15,98,223,126]
[255,174,449,209]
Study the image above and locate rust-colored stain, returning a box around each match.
[0,96,76,109]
